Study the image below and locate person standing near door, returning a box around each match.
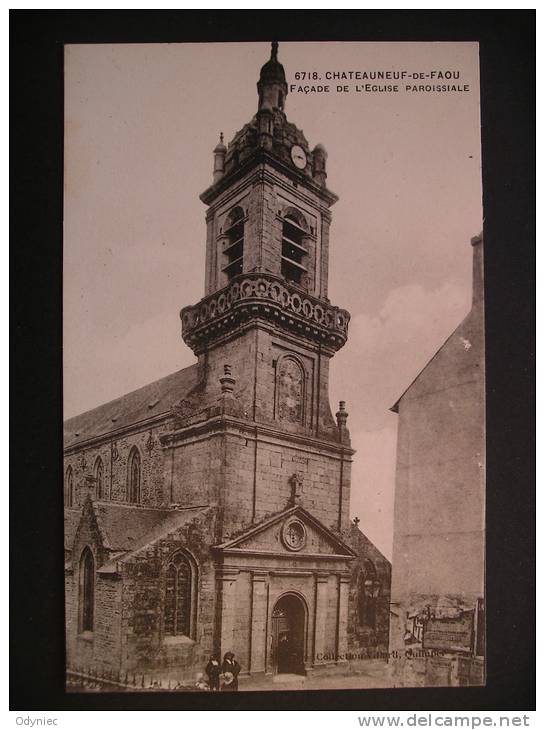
[221,651,241,691]
[205,654,221,691]
[277,632,290,672]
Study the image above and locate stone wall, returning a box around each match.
[118,511,216,679]
[66,502,122,672]
[232,431,351,533]
[63,420,172,508]
[390,303,484,612]
[389,261,485,686]
[345,525,391,653]
[194,324,340,440]
[167,420,351,539]
[67,503,218,681]
[168,431,224,515]
[217,569,348,675]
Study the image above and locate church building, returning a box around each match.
[64,43,391,685]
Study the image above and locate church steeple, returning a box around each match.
[257,41,288,112]
[181,42,350,445]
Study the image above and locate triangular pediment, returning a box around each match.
[214,506,355,559]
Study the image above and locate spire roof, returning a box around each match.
[259,41,287,85]
[213,132,226,153]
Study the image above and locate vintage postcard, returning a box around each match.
[63,40,484,692]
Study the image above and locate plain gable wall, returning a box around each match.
[390,303,484,603]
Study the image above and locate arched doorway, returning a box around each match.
[271,593,306,675]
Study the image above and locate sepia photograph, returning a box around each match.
[61,39,486,694]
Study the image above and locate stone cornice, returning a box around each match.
[200,149,338,208]
[202,163,335,222]
[219,564,352,578]
[181,272,350,356]
[216,547,353,562]
[187,314,340,359]
[160,414,355,458]
[64,411,171,455]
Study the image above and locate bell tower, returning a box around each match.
[177,43,353,533]
[193,42,339,304]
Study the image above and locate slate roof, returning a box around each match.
[64,364,199,448]
[92,502,210,574]
[92,501,207,553]
[390,233,483,413]
[348,522,391,567]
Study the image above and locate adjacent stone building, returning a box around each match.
[64,43,391,686]
[388,233,485,687]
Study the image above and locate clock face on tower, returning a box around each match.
[290,145,307,169]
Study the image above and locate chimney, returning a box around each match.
[471,231,484,308]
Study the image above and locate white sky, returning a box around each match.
[64,42,482,559]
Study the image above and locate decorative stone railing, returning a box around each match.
[181,273,350,354]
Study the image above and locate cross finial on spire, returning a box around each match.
[271,41,279,61]
[220,132,224,144]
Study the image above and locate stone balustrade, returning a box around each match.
[181,273,350,353]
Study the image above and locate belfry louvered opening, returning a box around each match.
[222,206,245,281]
[281,214,308,285]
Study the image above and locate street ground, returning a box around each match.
[238,660,392,692]
[67,659,393,693]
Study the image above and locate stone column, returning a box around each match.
[250,572,268,674]
[219,569,239,657]
[337,575,351,663]
[314,574,330,664]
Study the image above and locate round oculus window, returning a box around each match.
[282,519,307,551]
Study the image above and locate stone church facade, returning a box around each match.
[64,44,391,685]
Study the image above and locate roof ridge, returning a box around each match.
[95,501,209,513]
[64,363,201,448]
[64,363,198,425]
[390,307,476,412]
[98,505,211,571]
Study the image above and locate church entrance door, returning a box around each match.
[272,594,306,675]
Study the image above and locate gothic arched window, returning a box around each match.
[358,559,380,629]
[222,206,245,281]
[64,466,74,507]
[281,209,308,286]
[164,551,193,637]
[276,356,305,424]
[94,457,104,500]
[79,547,95,633]
[127,447,141,504]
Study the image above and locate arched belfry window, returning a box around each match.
[164,551,194,638]
[64,466,74,507]
[281,209,308,286]
[79,547,95,633]
[94,457,104,500]
[127,447,141,504]
[358,559,380,629]
[222,206,245,281]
